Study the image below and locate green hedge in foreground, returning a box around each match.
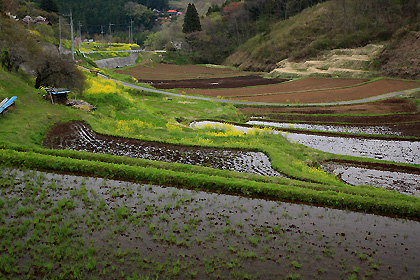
[1,148,419,219]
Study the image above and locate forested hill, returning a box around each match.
[30,0,169,34]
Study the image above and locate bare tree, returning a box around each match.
[34,46,85,93]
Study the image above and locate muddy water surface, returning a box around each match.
[193,120,420,164]
[322,163,420,197]
[284,133,420,164]
[247,120,402,136]
[192,121,420,196]
[2,167,420,279]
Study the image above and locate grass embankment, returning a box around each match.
[1,68,420,218]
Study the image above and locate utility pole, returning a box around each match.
[70,11,75,60]
[130,19,134,44]
[78,21,82,50]
[61,12,75,59]
[108,23,114,45]
[59,16,62,53]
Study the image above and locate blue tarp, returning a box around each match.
[0,96,17,114]
[45,88,71,95]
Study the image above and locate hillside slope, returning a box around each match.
[377,31,420,80]
[224,0,420,78]
[268,43,384,78]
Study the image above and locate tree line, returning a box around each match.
[3,0,170,37]
[149,0,328,64]
[152,0,419,67]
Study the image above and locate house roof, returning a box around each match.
[167,10,177,13]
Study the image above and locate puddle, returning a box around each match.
[43,121,285,178]
[322,163,420,197]
[247,120,402,136]
[2,167,420,279]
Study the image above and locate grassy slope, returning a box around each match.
[0,71,87,146]
[224,3,331,71]
[1,68,420,218]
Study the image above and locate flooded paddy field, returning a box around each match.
[43,121,285,178]
[283,133,420,164]
[192,121,420,196]
[322,162,420,197]
[192,121,420,165]
[247,120,403,136]
[1,167,420,279]
[241,98,420,138]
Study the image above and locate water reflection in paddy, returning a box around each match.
[247,120,402,136]
[191,121,420,164]
[2,167,420,279]
[192,121,420,195]
[322,162,420,197]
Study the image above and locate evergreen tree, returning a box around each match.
[40,0,58,13]
[182,3,201,33]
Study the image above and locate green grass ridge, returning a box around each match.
[1,147,419,219]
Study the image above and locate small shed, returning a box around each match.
[44,88,71,105]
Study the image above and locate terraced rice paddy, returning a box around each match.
[1,168,420,279]
[43,121,285,178]
[180,79,419,104]
[247,120,403,136]
[321,162,420,197]
[191,120,420,195]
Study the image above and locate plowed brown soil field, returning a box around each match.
[137,76,288,89]
[182,77,366,97]
[116,64,419,105]
[229,79,420,104]
[115,64,259,80]
[239,98,418,115]
[183,79,419,104]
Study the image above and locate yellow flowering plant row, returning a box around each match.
[84,77,119,96]
[81,42,140,52]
